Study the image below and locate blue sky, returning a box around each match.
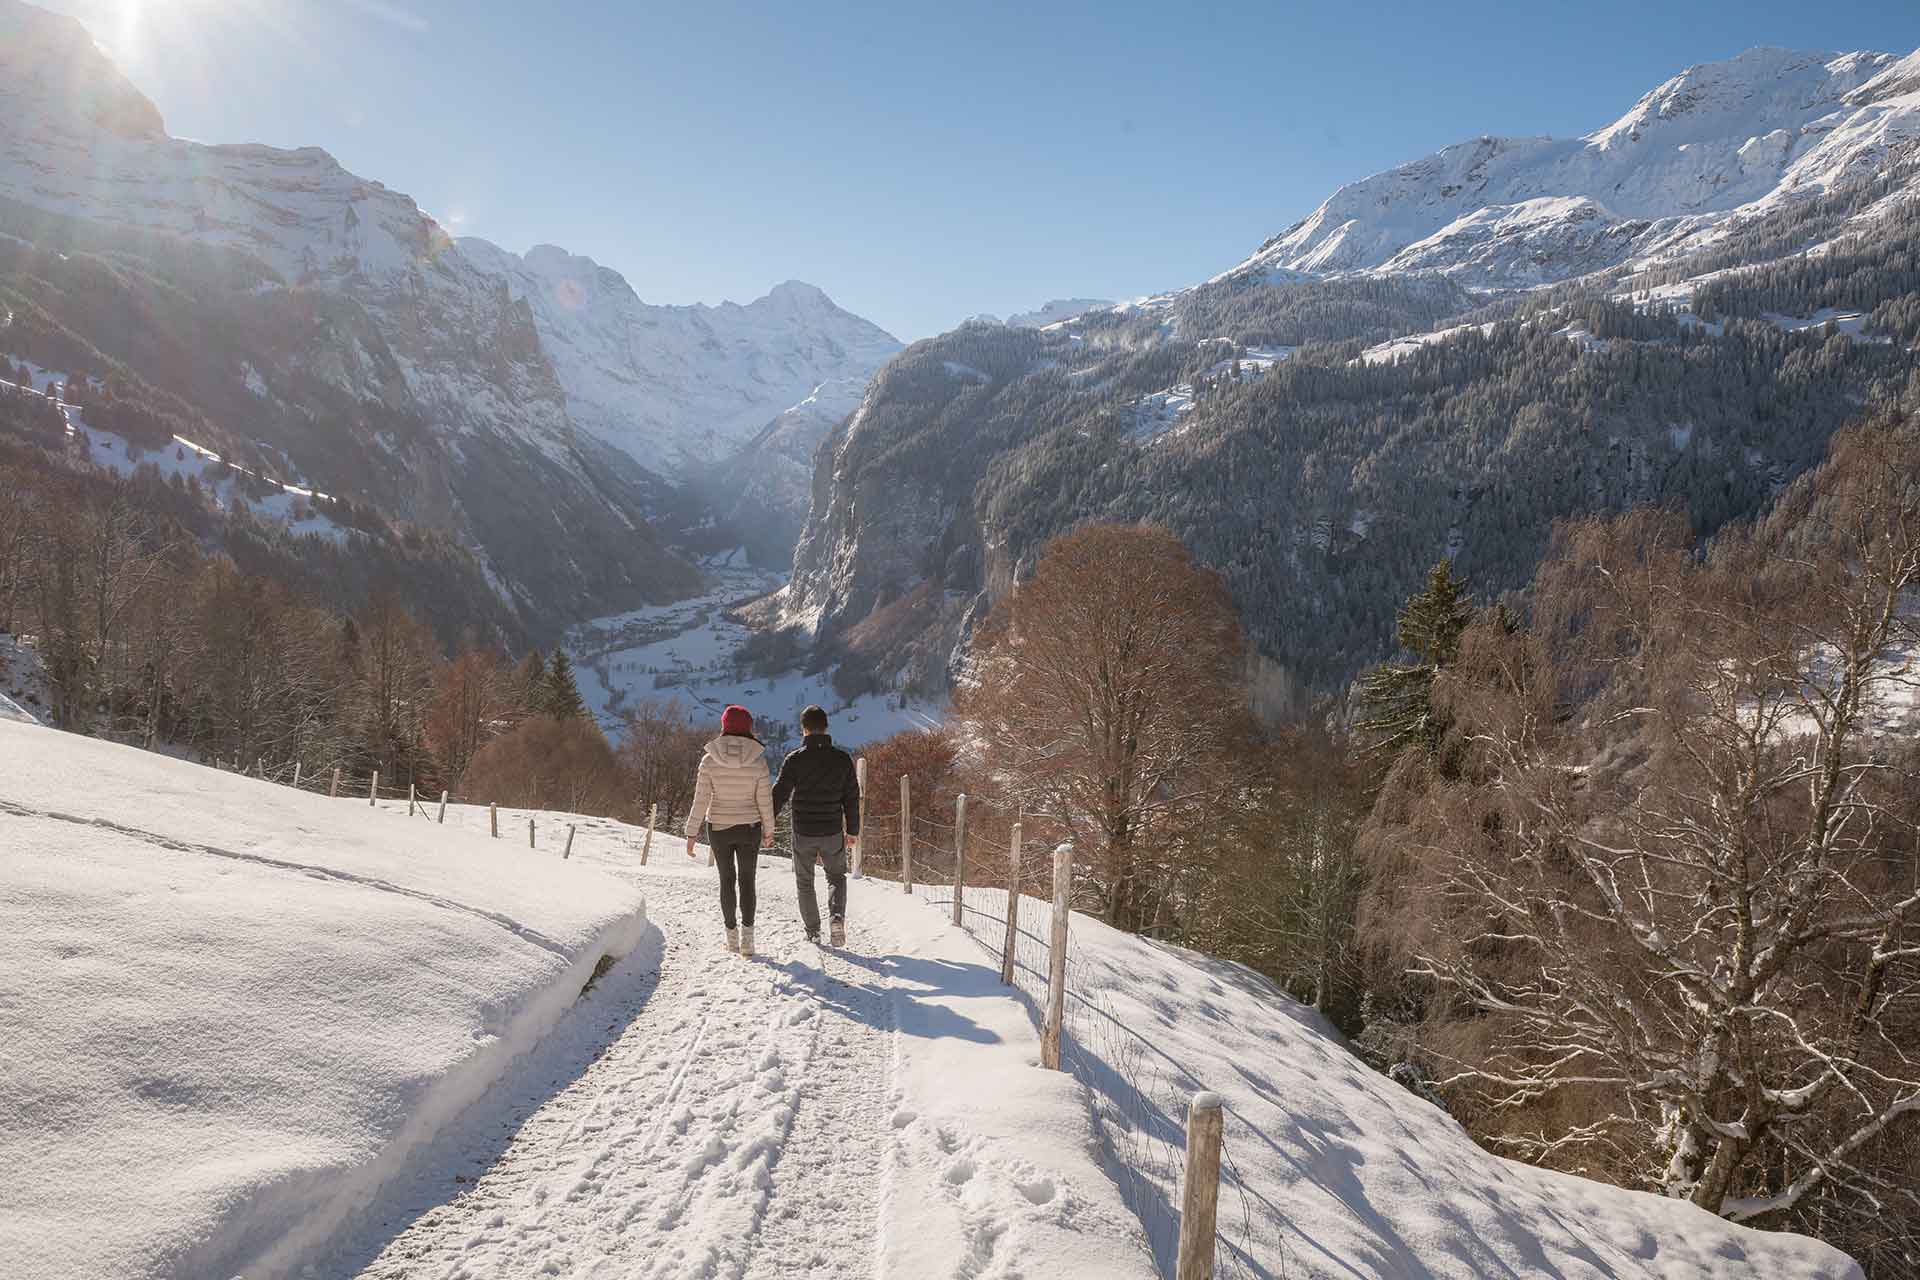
[39,0,1920,339]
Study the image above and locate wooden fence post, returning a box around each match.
[489,802,498,838]
[1042,843,1072,1070]
[330,767,341,798]
[437,790,449,824]
[291,762,301,790]
[1000,822,1023,985]
[854,756,868,879]
[407,784,417,817]
[900,774,913,893]
[564,824,576,859]
[1175,1093,1225,1280]
[256,757,264,778]
[369,771,379,806]
[641,803,656,864]
[528,817,536,849]
[951,793,968,927]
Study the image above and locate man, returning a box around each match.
[772,704,859,946]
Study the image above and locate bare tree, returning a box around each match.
[1198,726,1371,1018]
[1373,422,1920,1252]
[953,523,1254,931]
[614,696,707,825]
[0,468,39,636]
[426,649,515,783]
[355,588,439,785]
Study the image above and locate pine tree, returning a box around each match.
[544,649,588,720]
[1356,559,1474,759]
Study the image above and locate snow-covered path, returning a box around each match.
[326,866,897,1280]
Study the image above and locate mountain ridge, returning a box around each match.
[777,41,1920,698]
[1227,45,1916,287]
[0,0,898,632]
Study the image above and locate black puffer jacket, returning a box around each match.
[773,734,861,838]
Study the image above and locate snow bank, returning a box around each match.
[929,885,1861,1280]
[0,723,651,1280]
[878,889,1157,1278]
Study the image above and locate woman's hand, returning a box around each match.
[685,836,697,859]
[761,828,775,849]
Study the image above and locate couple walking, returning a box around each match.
[684,702,860,957]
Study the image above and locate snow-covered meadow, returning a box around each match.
[914,882,1865,1280]
[0,721,650,1279]
[0,716,1872,1279]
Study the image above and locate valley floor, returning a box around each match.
[567,555,939,751]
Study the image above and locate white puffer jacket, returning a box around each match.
[685,734,775,834]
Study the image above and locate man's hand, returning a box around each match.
[685,836,697,859]
[847,836,859,855]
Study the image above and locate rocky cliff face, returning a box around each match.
[0,0,897,628]
[692,376,870,567]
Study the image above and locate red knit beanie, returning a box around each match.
[721,704,753,736]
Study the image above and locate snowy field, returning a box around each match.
[308,802,1154,1279]
[568,553,940,749]
[0,721,650,1280]
[0,719,1867,1278]
[922,885,1864,1280]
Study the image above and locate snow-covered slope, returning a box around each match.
[929,883,1864,1279]
[1233,46,1920,286]
[312,807,1155,1279]
[0,721,650,1280]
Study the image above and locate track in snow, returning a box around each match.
[318,863,896,1280]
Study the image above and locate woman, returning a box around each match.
[685,704,775,956]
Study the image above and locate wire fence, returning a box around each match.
[911,850,1286,1278]
[198,754,1287,1275]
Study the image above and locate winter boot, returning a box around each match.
[830,918,846,947]
[739,926,754,959]
[725,926,739,954]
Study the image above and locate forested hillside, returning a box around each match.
[785,188,1920,694]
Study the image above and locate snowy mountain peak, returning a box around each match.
[764,279,832,306]
[456,238,899,474]
[0,0,164,140]
[1848,48,1920,105]
[1005,298,1115,328]
[1230,43,1915,287]
[1585,47,1885,153]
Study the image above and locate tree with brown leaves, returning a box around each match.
[953,523,1254,932]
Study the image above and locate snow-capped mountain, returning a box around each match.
[457,241,899,476]
[779,42,1920,702]
[700,376,869,565]
[0,0,898,625]
[1232,47,1920,286]
[1005,299,1115,328]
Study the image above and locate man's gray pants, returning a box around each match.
[792,832,848,936]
